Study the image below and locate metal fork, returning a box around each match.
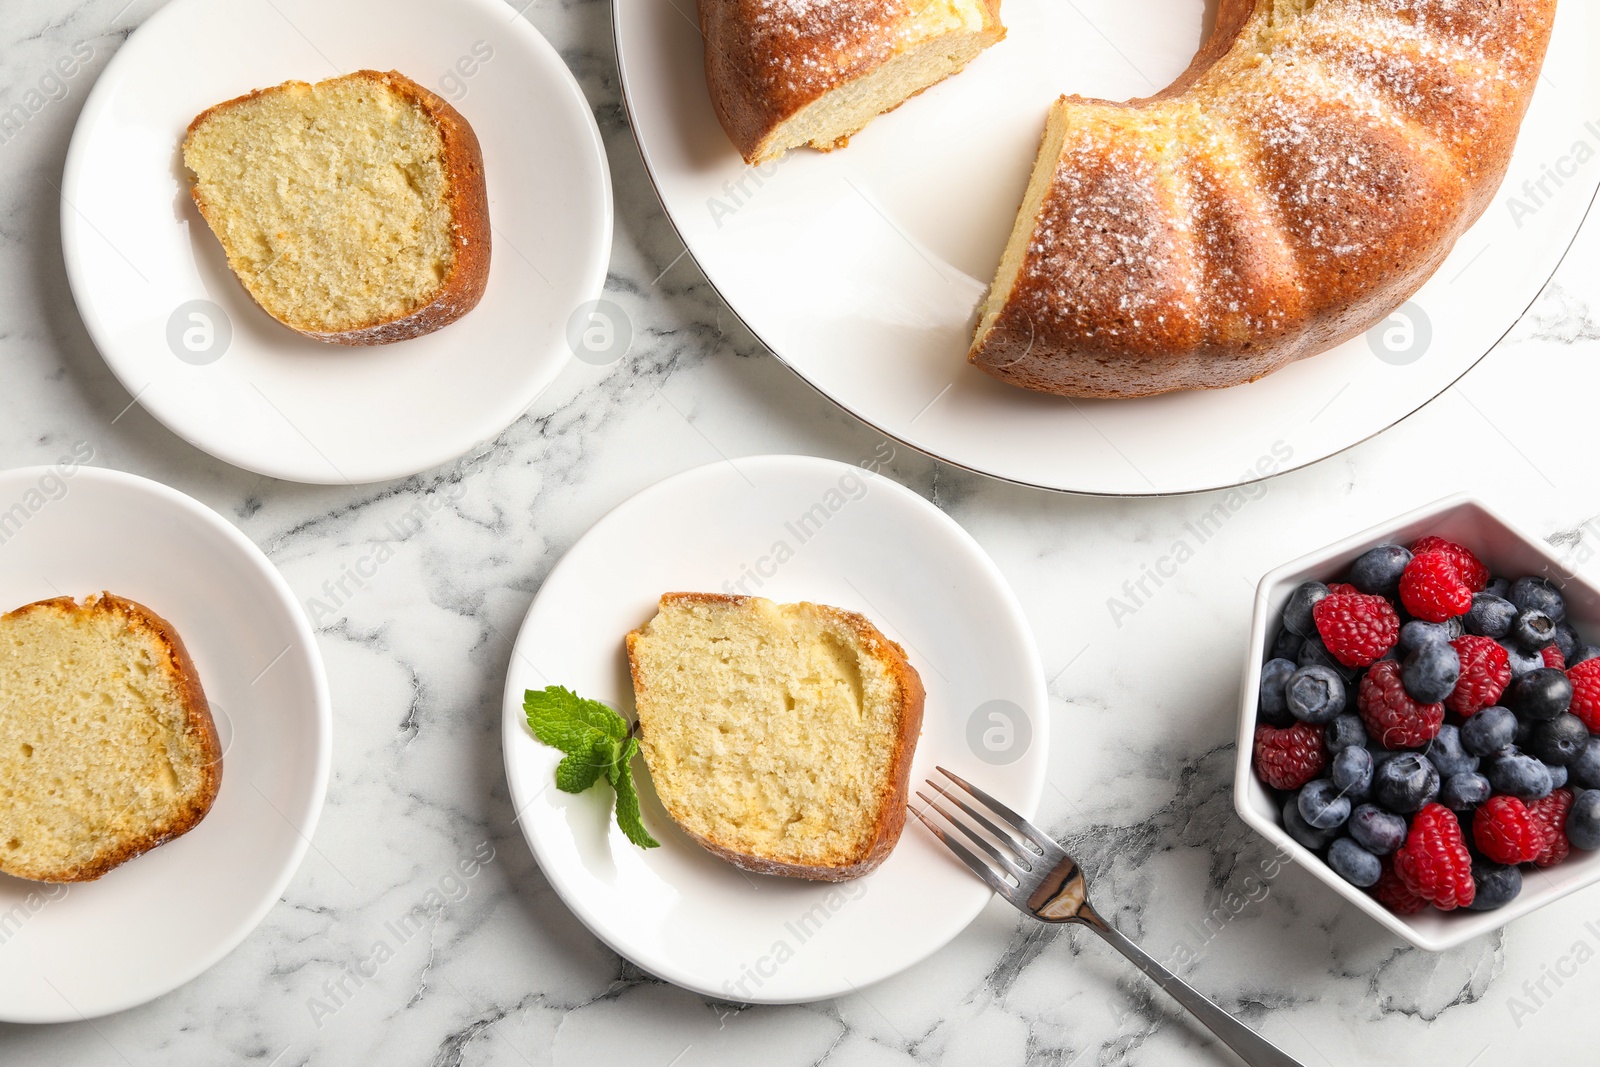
[913,767,1305,1067]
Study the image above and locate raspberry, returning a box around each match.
[1570,659,1600,733]
[1444,636,1511,716]
[1312,593,1400,667]
[1472,796,1544,865]
[1358,660,1444,749]
[1374,857,1428,915]
[1529,789,1574,868]
[1409,536,1489,592]
[1253,723,1326,791]
[1542,644,1567,670]
[1327,582,1359,595]
[1394,803,1476,911]
[1399,552,1475,622]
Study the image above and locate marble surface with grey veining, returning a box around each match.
[4,0,1600,1063]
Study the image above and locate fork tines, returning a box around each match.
[910,766,1060,902]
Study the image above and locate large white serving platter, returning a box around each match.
[615,0,1598,495]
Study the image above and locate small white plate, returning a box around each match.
[0,464,330,1022]
[501,455,1048,1002]
[615,0,1599,495]
[62,0,612,485]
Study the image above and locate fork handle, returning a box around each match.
[1078,910,1306,1067]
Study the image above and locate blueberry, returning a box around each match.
[1423,724,1478,777]
[1514,716,1535,748]
[1510,576,1567,624]
[1271,627,1305,662]
[1283,796,1337,851]
[1555,624,1580,661]
[1328,837,1382,888]
[1484,751,1554,801]
[1440,772,1492,811]
[1528,714,1589,766]
[1367,740,1408,766]
[1546,762,1569,790]
[1400,619,1463,652]
[1258,658,1299,727]
[1571,645,1600,668]
[1568,790,1600,851]
[1460,707,1517,758]
[1299,779,1353,830]
[1484,577,1512,599]
[1373,753,1441,814]
[1325,715,1367,754]
[1349,804,1408,854]
[1499,640,1544,680]
[1509,668,1573,721]
[1284,581,1330,638]
[1286,665,1347,724]
[1332,746,1374,799]
[1464,594,1517,640]
[1569,737,1600,790]
[1466,860,1523,912]
[1298,638,1356,681]
[1403,641,1460,704]
[1350,545,1412,597]
[1512,609,1558,652]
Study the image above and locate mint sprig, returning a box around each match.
[524,686,659,849]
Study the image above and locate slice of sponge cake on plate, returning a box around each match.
[0,593,221,883]
[182,69,490,345]
[626,593,924,881]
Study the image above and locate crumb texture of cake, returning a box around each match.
[699,0,1005,164]
[626,593,924,881]
[0,593,221,883]
[970,0,1557,397]
[182,69,490,345]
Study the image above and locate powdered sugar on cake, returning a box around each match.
[984,0,1552,391]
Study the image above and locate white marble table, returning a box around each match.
[4,1,1600,1063]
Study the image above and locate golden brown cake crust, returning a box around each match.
[626,592,925,882]
[0,593,222,883]
[185,70,491,347]
[699,0,1004,164]
[970,0,1558,398]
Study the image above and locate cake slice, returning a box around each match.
[182,70,490,345]
[699,0,1006,165]
[0,594,221,882]
[626,593,924,881]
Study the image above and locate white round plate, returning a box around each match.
[501,455,1048,1002]
[615,1,1600,495]
[0,464,330,1023]
[62,0,612,485]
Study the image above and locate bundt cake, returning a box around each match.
[698,0,1006,166]
[970,0,1557,397]
[700,0,1556,398]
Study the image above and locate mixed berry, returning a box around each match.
[1252,535,1600,916]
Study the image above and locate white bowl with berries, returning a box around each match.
[1234,495,1600,952]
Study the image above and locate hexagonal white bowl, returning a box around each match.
[1234,494,1600,952]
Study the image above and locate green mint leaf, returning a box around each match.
[525,687,656,849]
[570,693,630,743]
[524,686,620,754]
[560,748,614,796]
[610,737,659,849]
